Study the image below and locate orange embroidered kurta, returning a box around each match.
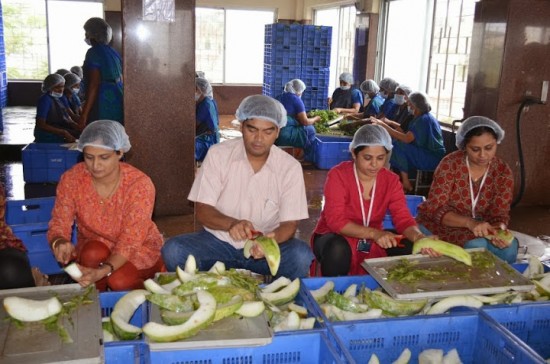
[0,184,26,252]
[48,163,163,269]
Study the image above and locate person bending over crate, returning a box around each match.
[0,184,50,289]
[311,124,431,276]
[47,120,164,291]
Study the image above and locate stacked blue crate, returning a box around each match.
[263,24,303,98]
[0,1,7,109]
[301,25,331,111]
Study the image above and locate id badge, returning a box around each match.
[356,239,371,252]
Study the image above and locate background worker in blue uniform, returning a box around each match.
[275,79,321,162]
[329,72,363,114]
[377,77,400,120]
[195,77,220,162]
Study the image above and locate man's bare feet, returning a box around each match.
[32,267,51,287]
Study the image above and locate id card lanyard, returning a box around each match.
[354,165,376,228]
[466,157,489,219]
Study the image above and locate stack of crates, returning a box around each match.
[263,24,331,111]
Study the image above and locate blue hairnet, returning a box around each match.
[360,80,380,94]
[408,92,431,113]
[284,79,306,94]
[379,77,398,93]
[71,66,83,79]
[84,17,112,45]
[350,124,393,151]
[64,73,81,90]
[339,72,353,85]
[455,116,505,149]
[396,85,412,96]
[235,95,287,128]
[77,120,131,152]
[196,77,213,98]
[42,74,65,92]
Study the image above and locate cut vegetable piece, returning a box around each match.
[326,290,366,313]
[243,236,281,276]
[364,290,427,316]
[392,348,411,364]
[413,238,472,266]
[486,229,515,246]
[273,311,301,332]
[3,296,62,322]
[213,295,243,322]
[260,278,300,306]
[102,318,117,342]
[110,289,149,340]
[288,302,308,318]
[523,255,544,279]
[299,317,316,330]
[176,266,194,282]
[472,292,518,304]
[426,295,483,315]
[443,349,462,364]
[147,293,194,312]
[368,354,381,364]
[160,309,194,325]
[64,262,83,280]
[343,284,357,298]
[419,349,444,364]
[144,279,171,294]
[534,280,550,298]
[161,278,182,293]
[261,276,291,294]
[143,290,216,342]
[310,280,335,303]
[235,300,265,317]
[185,254,197,274]
[208,261,226,274]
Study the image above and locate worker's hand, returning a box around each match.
[78,265,107,287]
[63,130,76,143]
[228,219,256,241]
[372,230,400,249]
[467,220,493,237]
[52,240,76,265]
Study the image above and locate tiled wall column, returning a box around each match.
[123,0,196,216]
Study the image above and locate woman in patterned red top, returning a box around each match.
[312,124,428,276]
[416,116,518,263]
[48,120,164,291]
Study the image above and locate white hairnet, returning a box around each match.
[64,73,81,90]
[77,120,131,152]
[42,74,65,92]
[196,77,213,98]
[71,66,83,79]
[55,69,70,76]
[235,95,287,128]
[339,72,353,85]
[350,124,393,152]
[379,77,398,93]
[455,116,505,149]
[408,92,431,113]
[360,80,380,94]
[284,79,306,94]
[84,17,112,45]
[396,85,412,96]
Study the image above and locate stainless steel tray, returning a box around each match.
[147,273,273,351]
[0,284,103,364]
[361,248,534,300]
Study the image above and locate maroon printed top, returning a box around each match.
[416,150,514,246]
[0,184,26,252]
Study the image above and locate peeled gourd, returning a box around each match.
[413,238,472,266]
[243,236,281,276]
[110,289,149,340]
[3,296,62,322]
[486,229,515,246]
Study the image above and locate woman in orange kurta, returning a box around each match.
[48,120,163,291]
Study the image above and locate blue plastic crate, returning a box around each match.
[104,343,150,364]
[300,66,330,89]
[302,46,331,67]
[481,303,550,362]
[22,143,82,183]
[263,64,302,93]
[302,25,332,47]
[265,23,303,46]
[264,43,303,66]
[330,312,543,364]
[5,196,55,225]
[383,195,426,229]
[149,331,349,364]
[302,87,330,111]
[100,291,149,346]
[313,135,352,170]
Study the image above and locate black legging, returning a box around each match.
[313,233,351,276]
[0,248,35,290]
